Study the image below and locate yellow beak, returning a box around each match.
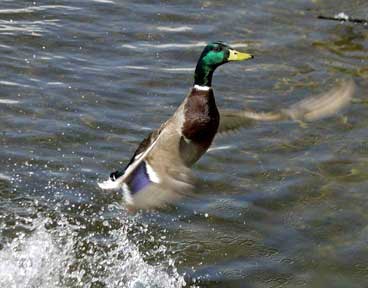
[228,49,253,61]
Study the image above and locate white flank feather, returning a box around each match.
[122,183,134,205]
[145,162,161,183]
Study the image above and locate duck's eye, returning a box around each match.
[213,46,222,52]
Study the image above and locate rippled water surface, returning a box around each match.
[1,0,368,287]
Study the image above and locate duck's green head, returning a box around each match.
[194,42,253,87]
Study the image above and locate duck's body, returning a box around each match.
[99,42,252,208]
[98,42,355,210]
[100,87,220,209]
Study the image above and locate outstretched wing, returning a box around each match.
[98,123,165,190]
[98,120,195,209]
[218,79,355,133]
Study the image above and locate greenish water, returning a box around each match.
[1,0,368,287]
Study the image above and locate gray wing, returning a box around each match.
[218,79,355,133]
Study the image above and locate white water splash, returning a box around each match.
[0,219,70,288]
[0,216,187,288]
[102,228,186,288]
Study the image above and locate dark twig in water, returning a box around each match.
[318,14,368,25]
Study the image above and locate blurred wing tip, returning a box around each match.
[343,78,356,98]
[285,78,355,121]
[337,78,355,97]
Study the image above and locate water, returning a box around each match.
[1,0,368,287]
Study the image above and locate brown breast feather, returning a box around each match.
[182,88,219,149]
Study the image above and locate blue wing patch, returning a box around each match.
[125,162,151,195]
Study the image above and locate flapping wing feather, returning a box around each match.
[98,124,165,190]
[218,79,355,133]
[98,120,195,209]
[217,109,256,133]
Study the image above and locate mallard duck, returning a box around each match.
[98,42,355,209]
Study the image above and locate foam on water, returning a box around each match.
[0,215,187,288]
